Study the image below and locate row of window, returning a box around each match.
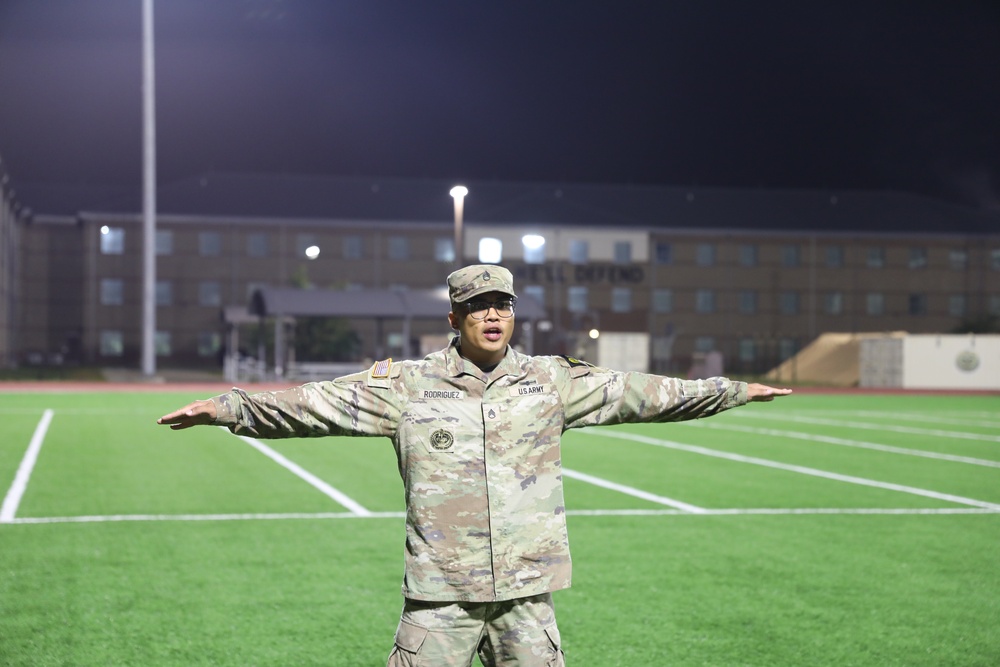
[99,226,1000,271]
[534,286,1000,317]
[99,330,221,358]
[97,326,795,365]
[100,274,1000,318]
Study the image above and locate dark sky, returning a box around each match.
[1,0,998,210]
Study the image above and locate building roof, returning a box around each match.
[17,172,1000,236]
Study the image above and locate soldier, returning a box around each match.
[158,264,791,667]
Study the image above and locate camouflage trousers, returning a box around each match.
[386,593,566,667]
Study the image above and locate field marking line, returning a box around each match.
[793,410,1000,430]
[577,429,1000,511]
[0,409,54,523]
[561,467,705,512]
[732,412,1000,443]
[684,421,1000,468]
[7,506,998,524]
[230,432,372,517]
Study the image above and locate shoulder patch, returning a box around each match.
[370,358,392,378]
[559,355,593,368]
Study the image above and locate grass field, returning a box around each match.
[1,388,998,666]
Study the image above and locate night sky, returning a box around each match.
[0,0,998,211]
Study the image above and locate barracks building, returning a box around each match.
[2,172,999,377]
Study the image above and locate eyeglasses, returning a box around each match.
[465,298,516,320]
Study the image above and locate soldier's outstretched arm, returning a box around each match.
[156,399,218,430]
[746,383,793,402]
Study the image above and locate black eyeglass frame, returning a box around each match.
[463,297,517,320]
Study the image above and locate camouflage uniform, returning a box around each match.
[208,265,749,666]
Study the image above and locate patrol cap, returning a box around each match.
[447,264,517,303]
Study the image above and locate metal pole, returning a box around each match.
[450,185,467,269]
[141,0,157,376]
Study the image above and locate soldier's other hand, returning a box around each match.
[157,399,217,430]
[747,383,793,402]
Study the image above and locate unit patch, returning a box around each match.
[430,429,455,451]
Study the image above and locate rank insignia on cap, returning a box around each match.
[371,358,392,378]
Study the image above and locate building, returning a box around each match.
[8,173,1000,377]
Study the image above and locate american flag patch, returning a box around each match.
[371,358,392,378]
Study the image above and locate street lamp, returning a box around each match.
[450,185,468,268]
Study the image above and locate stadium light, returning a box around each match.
[305,245,320,260]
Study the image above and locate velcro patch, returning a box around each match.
[370,358,392,378]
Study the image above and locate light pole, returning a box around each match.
[141,0,157,377]
[450,185,468,269]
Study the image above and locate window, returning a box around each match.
[100,226,124,254]
[654,242,672,265]
[908,293,927,315]
[297,234,318,258]
[387,236,409,260]
[614,241,632,264]
[696,244,715,267]
[694,336,715,352]
[523,285,545,308]
[739,338,756,362]
[155,230,173,256]
[990,295,1000,316]
[739,244,757,267]
[155,331,171,357]
[866,293,884,315]
[949,249,968,271]
[199,231,222,256]
[824,291,843,315]
[948,295,966,318]
[992,249,1000,270]
[198,332,221,357]
[867,246,884,269]
[100,278,124,306]
[652,288,673,313]
[779,291,800,315]
[695,289,715,313]
[738,290,757,315]
[825,246,844,268]
[479,238,503,263]
[522,235,545,264]
[779,338,797,361]
[909,247,927,269]
[156,280,172,307]
[434,238,455,263]
[611,288,632,313]
[247,233,268,258]
[343,236,363,260]
[99,330,124,356]
[569,240,589,264]
[567,286,588,313]
[782,245,800,268]
[199,281,222,307]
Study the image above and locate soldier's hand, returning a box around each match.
[157,399,218,430]
[747,383,793,402]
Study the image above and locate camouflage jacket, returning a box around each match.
[212,339,748,602]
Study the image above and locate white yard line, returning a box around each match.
[7,506,997,524]
[576,429,1000,510]
[792,410,1000,430]
[232,433,372,516]
[0,409,54,523]
[684,421,1000,468]
[562,467,705,512]
[733,412,1000,443]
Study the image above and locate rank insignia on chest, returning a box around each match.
[430,429,455,450]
